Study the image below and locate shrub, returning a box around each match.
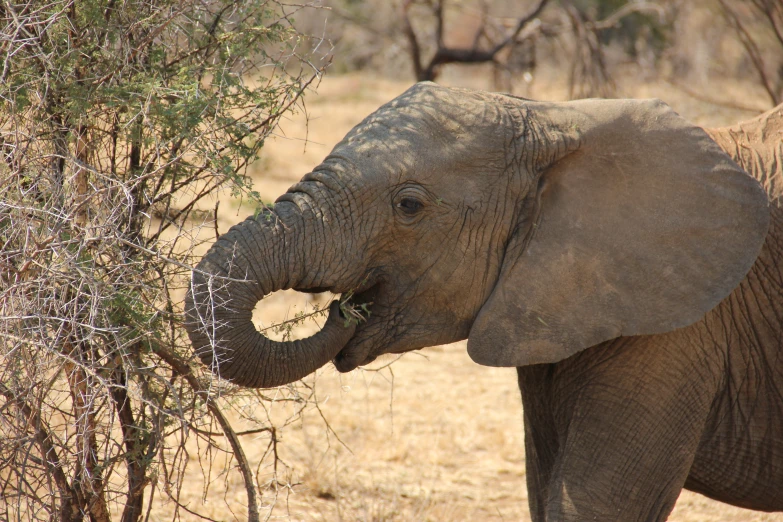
[0,1,329,520]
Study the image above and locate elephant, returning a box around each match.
[184,82,783,521]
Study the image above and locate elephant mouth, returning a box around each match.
[331,281,383,372]
[333,347,376,372]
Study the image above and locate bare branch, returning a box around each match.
[403,0,551,81]
[0,383,79,521]
[718,0,780,106]
[751,0,783,50]
[490,0,550,55]
[588,2,665,31]
[401,0,425,81]
[153,346,260,522]
[664,78,768,114]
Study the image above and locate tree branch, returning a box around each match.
[63,339,110,522]
[664,78,768,114]
[401,0,425,81]
[719,0,780,106]
[152,346,260,522]
[403,0,551,81]
[751,0,783,50]
[588,2,664,31]
[108,355,155,522]
[0,384,79,522]
[490,0,549,55]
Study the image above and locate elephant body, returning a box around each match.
[186,84,783,520]
[520,110,783,520]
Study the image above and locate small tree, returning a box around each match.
[0,1,330,520]
[397,0,670,97]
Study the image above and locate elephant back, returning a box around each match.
[707,104,783,202]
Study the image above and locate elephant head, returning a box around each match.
[184,82,769,388]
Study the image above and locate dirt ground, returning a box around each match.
[168,71,783,521]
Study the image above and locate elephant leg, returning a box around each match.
[519,335,722,522]
[518,365,560,522]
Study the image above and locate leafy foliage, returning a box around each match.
[0,1,330,520]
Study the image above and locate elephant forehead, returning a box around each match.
[324,85,517,178]
[341,83,513,148]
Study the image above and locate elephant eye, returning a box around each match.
[397,196,423,215]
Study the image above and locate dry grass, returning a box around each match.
[164,71,783,521]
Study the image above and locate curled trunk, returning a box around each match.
[184,205,354,388]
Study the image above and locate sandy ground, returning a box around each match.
[166,71,783,521]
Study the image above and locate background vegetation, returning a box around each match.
[300,0,782,107]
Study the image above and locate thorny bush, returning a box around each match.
[0,1,335,521]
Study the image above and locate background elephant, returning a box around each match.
[185,83,783,521]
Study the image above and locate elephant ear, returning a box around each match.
[468,98,769,367]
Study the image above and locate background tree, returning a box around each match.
[717,0,783,106]
[398,0,669,96]
[401,0,549,82]
[303,0,783,109]
[0,1,331,521]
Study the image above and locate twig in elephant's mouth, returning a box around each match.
[253,280,377,340]
[339,286,375,328]
[339,299,372,327]
[255,299,334,335]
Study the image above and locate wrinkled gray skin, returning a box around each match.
[185,83,783,520]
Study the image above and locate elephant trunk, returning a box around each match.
[184,202,355,388]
